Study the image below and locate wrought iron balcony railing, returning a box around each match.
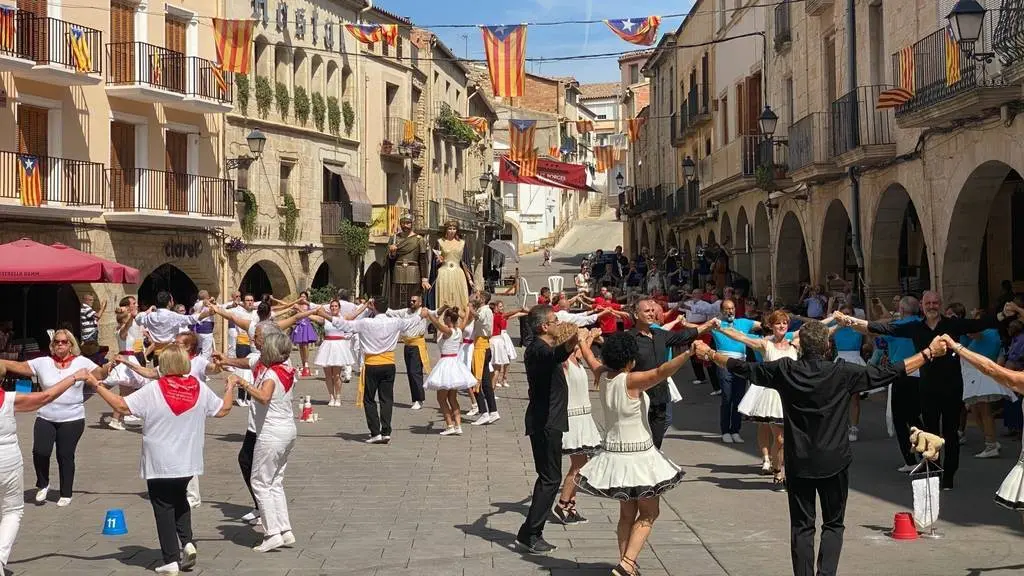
[788,112,834,171]
[830,85,894,156]
[0,150,105,206]
[11,15,103,73]
[106,42,186,92]
[774,0,792,50]
[107,168,233,217]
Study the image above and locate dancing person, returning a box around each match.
[958,308,1014,458]
[327,299,423,444]
[682,288,719,392]
[226,294,256,406]
[470,292,500,426]
[0,364,90,572]
[708,299,760,444]
[423,307,475,435]
[104,296,147,430]
[489,301,526,389]
[190,290,215,359]
[135,291,204,364]
[0,330,112,508]
[696,323,948,576]
[85,344,235,575]
[826,304,872,442]
[459,305,480,418]
[575,330,689,576]
[223,291,243,363]
[385,295,431,410]
[313,300,366,406]
[289,292,318,377]
[554,335,602,525]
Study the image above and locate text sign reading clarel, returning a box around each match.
[163,239,204,259]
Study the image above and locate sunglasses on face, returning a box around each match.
[53,340,70,345]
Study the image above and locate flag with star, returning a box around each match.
[379,24,399,47]
[346,23,380,45]
[604,16,661,46]
[627,118,646,142]
[509,119,536,162]
[69,26,93,72]
[18,155,43,207]
[480,25,527,98]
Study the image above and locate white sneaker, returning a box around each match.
[328,395,336,407]
[472,413,493,426]
[154,561,180,574]
[107,418,126,431]
[488,412,501,423]
[382,435,392,443]
[235,398,246,407]
[34,486,48,503]
[439,427,457,436]
[721,433,733,444]
[848,426,859,442]
[692,379,703,385]
[897,463,918,473]
[56,497,72,507]
[253,534,285,552]
[710,390,722,396]
[466,406,479,417]
[123,415,143,425]
[411,401,423,410]
[760,459,773,475]
[975,442,1001,459]
[281,531,295,546]
[180,542,197,571]
[240,509,260,523]
[731,433,744,444]
[365,434,384,444]
[454,426,463,435]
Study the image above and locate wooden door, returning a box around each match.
[165,131,188,213]
[747,73,762,135]
[164,17,186,92]
[110,121,136,210]
[735,82,744,136]
[17,104,48,201]
[110,2,135,83]
[18,0,47,62]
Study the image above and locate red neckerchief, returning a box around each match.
[253,362,267,382]
[268,364,295,393]
[157,375,201,415]
[51,354,76,369]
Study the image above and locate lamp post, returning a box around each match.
[226,129,267,170]
[757,106,779,305]
[948,0,994,63]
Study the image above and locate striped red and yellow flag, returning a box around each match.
[627,118,646,142]
[520,149,538,177]
[0,7,13,53]
[945,26,961,86]
[595,146,615,172]
[379,24,399,47]
[897,45,915,93]
[212,66,228,95]
[509,119,536,161]
[575,119,593,134]
[18,155,43,207]
[213,18,255,75]
[460,116,489,136]
[150,52,162,84]
[875,88,913,110]
[346,23,380,45]
[480,25,527,98]
[548,145,559,158]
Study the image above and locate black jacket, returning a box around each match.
[628,326,698,405]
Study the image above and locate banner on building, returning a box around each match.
[498,155,591,191]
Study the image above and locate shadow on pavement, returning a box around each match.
[9,545,157,570]
[965,564,1024,575]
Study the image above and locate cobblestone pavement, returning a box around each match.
[8,215,1024,575]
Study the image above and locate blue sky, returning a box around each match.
[380,0,695,83]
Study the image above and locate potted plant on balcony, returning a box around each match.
[755,164,776,192]
[225,236,247,253]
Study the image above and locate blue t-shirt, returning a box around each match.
[966,329,1002,361]
[712,318,758,355]
[883,316,920,363]
[753,332,795,362]
[833,327,863,352]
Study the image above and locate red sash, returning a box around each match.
[157,375,201,415]
[268,364,295,393]
[51,354,76,369]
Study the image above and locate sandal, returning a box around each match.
[611,557,640,576]
[773,470,787,491]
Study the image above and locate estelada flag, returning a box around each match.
[596,146,615,172]
[509,119,536,161]
[576,119,593,134]
[379,24,399,47]
[18,155,43,207]
[69,26,92,72]
[604,16,661,46]
[461,116,489,136]
[627,118,646,142]
[213,18,255,75]
[520,149,538,177]
[480,25,527,98]
[346,23,380,45]
[548,146,559,158]
[0,7,13,53]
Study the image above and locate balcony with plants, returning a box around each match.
[434,102,481,148]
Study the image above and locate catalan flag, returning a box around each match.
[508,119,536,161]
[379,24,399,47]
[150,52,162,84]
[548,145,559,158]
[18,155,43,207]
[604,16,661,46]
[212,66,227,95]
[213,18,255,75]
[945,25,961,86]
[460,116,489,136]
[0,7,14,53]
[627,118,646,142]
[596,145,615,172]
[520,149,538,177]
[69,26,92,72]
[402,119,415,143]
[576,119,593,134]
[897,45,915,93]
[875,87,914,110]
[480,25,527,98]
[346,23,380,45]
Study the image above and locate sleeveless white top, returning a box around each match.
[439,332,462,355]
[565,359,592,413]
[762,338,798,361]
[0,392,19,467]
[252,368,296,440]
[323,321,348,339]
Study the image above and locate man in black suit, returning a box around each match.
[629,299,715,448]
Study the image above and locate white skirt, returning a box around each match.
[490,334,512,365]
[576,445,685,501]
[105,356,145,389]
[458,341,473,371]
[738,383,784,422]
[962,362,1014,405]
[562,408,603,455]
[424,357,477,391]
[501,331,517,361]
[315,339,356,367]
[995,447,1024,510]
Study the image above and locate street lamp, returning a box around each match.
[758,106,779,138]
[615,171,624,188]
[227,129,267,170]
[947,0,994,63]
[478,170,493,192]
[682,156,696,181]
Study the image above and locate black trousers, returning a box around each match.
[518,428,564,543]
[363,364,396,436]
[237,430,258,509]
[475,349,497,414]
[891,375,922,466]
[403,344,426,403]
[32,417,84,497]
[236,343,252,402]
[648,403,668,449]
[147,477,193,565]
[921,384,963,486]
[689,355,707,381]
[787,468,849,576]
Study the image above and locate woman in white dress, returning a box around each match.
[105,297,147,430]
[488,301,526,389]
[576,331,690,576]
[939,334,1024,518]
[423,307,476,435]
[555,342,603,526]
[0,364,89,573]
[717,310,798,488]
[313,300,358,407]
[958,308,1014,459]
[85,344,235,574]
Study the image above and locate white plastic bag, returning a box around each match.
[667,376,683,403]
[911,470,941,529]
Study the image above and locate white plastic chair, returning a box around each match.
[548,275,564,293]
[518,277,539,308]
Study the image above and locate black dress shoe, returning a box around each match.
[514,537,557,554]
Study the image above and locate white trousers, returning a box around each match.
[186,476,201,508]
[197,334,214,359]
[0,458,24,566]
[251,436,295,536]
[227,328,238,359]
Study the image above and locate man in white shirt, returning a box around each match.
[683,288,721,392]
[135,291,202,365]
[191,290,216,359]
[223,291,243,360]
[329,299,424,444]
[385,295,431,410]
[469,292,499,425]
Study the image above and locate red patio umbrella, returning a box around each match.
[0,238,140,284]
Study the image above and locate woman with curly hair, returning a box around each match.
[575,330,690,576]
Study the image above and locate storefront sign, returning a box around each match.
[164,239,204,259]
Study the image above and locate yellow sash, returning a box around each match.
[472,337,490,392]
[237,331,251,346]
[356,351,397,407]
[402,336,432,373]
[132,338,144,353]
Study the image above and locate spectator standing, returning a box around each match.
[79,294,106,347]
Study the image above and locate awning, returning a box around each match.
[497,156,592,192]
[325,164,372,223]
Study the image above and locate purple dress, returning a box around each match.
[291,316,317,344]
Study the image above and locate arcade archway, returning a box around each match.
[775,211,810,306]
[139,263,199,310]
[870,184,929,302]
[820,199,853,288]
[312,262,331,289]
[733,207,752,285]
[752,203,771,300]
[240,260,291,299]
